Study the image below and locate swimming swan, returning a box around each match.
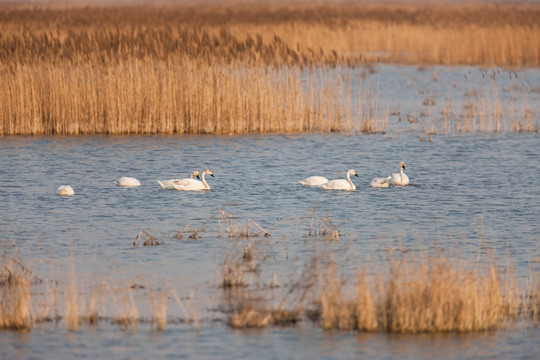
[157,171,200,190]
[321,169,358,191]
[299,176,329,187]
[390,162,409,186]
[114,177,141,187]
[370,176,391,188]
[172,169,214,191]
[57,185,75,196]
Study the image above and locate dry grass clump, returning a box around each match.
[218,243,260,289]
[228,298,301,329]
[0,255,32,330]
[218,209,270,239]
[315,255,526,333]
[148,288,168,331]
[174,224,205,240]
[133,230,162,246]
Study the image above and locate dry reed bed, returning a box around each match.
[0,62,384,135]
[1,2,538,66]
[0,2,538,135]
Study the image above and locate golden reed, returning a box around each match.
[0,1,538,135]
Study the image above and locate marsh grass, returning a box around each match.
[221,226,540,334]
[218,246,257,289]
[133,230,162,246]
[1,2,536,135]
[311,253,537,333]
[65,259,81,331]
[218,209,270,239]
[171,289,200,331]
[148,288,167,331]
[1,2,537,67]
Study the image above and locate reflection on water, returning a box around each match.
[1,67,539,359]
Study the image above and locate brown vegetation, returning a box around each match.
[0,1,537,135]
[226,252,540,333]
[1,207,540,333]
[1,1,538,67]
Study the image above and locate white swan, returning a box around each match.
[114,177,141,187]
[299,176,329,187]
[321,169,358,191]
[57,185,75,196]
[157,171,200,190]
[370,176,391,188]
[390,162,409,186]
[172,169,214,191]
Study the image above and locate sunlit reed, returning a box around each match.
[1,2,537,135]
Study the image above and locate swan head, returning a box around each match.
[349,169,358,177]
[400,162,406,169]
[191,171,200,179]
[203,169,214,177]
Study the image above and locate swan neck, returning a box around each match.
[400,167,404,183]
[201,173,209,189]
[347,171,353,188]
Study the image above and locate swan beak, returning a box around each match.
[210,173,215,177]
[354,173,358,177]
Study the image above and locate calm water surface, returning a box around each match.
[1,65,539,359]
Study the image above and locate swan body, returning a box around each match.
[370,176,391,188]
[114,177,141,187]
[172,169,214,191]
[390,162,409,186]
[299,176,329,187]
[321,169,358,191]
[157,171,200,190]
[57,185,75,196]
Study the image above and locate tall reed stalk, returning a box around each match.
[0,1,538,135]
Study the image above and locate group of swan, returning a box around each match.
[300,162,409,191]
[57,169,215,196]
[58,162,408,196]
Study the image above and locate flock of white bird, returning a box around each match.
[299,162,409,190]
[56,163,409,196]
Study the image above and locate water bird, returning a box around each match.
[390,162,409,186]
[57,185,75,196]
[321,169,358,191]
[114,177,141,187]
[299,175,329,187]
[370,176,391,188]
[172,169,214,191]
[157,171,200,190]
